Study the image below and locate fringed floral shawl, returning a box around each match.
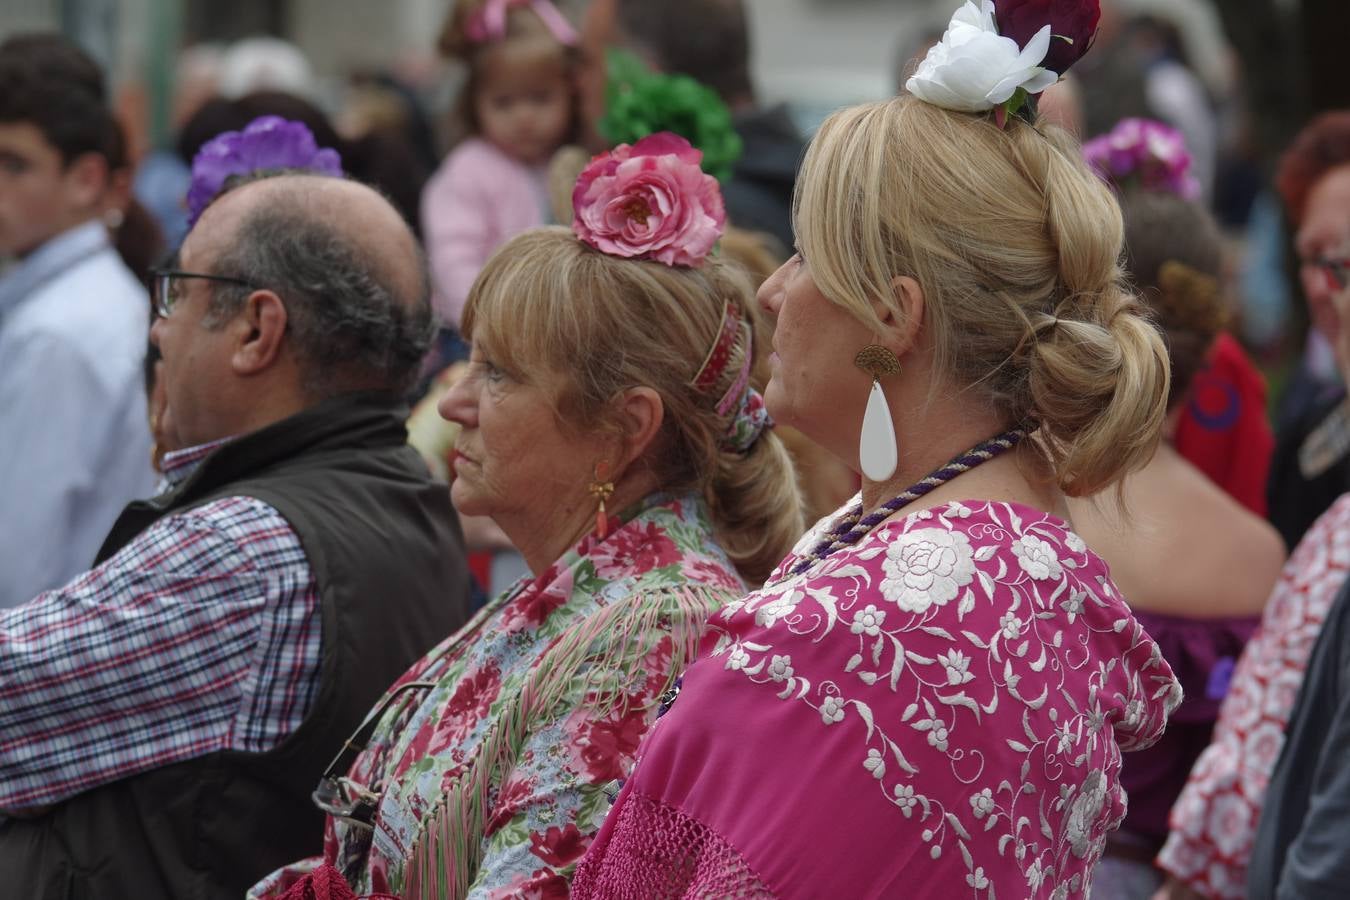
[250,494,743,899]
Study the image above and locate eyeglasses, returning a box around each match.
[311,679,438,830]
[1303,256,1350,293]
[149,267,258,318]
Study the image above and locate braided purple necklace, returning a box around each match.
[781,428,1028,580]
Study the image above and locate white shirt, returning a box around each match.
[0,221,157,606]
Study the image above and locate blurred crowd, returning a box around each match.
[4,0,1350,898]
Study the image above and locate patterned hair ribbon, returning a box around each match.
[692,302,743,393]
[465,0,579,46]
[722,387,773,453]
[691,301,772,452]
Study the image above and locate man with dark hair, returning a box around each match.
[0,172,473,898]
[0,34,157,605]
[579,0,804,253]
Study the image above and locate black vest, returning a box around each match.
[0,392,471,899]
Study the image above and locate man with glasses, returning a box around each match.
[0,171,472,899]
[0,35,157,606]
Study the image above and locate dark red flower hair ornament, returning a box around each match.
[994,0,1101,75]
[906,0,1101,126]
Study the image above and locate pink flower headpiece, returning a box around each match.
[1083,118,1201,201]
[571,132,726,268]
[465,0,578,46]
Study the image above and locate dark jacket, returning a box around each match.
[1267,382,1350,551]
[0,392,471,900]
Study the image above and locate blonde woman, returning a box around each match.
[251,133,803,898]
[572,3,1181,897]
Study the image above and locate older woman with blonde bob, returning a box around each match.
[572,3,1182,897]
[251,133,802,899]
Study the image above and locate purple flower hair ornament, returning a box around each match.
[186,115,343,226]
[1082,117,1201,201]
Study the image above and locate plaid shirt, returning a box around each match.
[0,437,321,811]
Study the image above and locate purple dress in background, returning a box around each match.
[1116,610,1258,850]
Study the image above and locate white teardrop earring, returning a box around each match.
[854,345,902,482]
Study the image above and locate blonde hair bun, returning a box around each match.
[795,96,1169,496]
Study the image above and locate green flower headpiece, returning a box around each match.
[599,49,743,184]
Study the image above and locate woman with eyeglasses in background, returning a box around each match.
[1154,110,1350,900]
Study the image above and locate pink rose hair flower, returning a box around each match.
[571,132,726,268]
[1083,117,1201,200]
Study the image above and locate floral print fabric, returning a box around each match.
[250,495,743,899]
[574,498,1180,899]
[1157,495,1350,898]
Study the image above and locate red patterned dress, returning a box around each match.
[1157,495,1350,897]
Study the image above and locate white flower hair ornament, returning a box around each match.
[907,0,1099,126]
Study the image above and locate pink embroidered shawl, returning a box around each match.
[573,499,1181,898]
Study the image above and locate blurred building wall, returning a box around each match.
[0,0,1243,152]
[744,0,1233,113]
[1,0,60,33]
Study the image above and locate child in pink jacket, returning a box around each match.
[422,0,579,329]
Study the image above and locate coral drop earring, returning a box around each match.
[589,462,615,539]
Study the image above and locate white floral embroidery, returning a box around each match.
[864,748,885,779]
[1065,531,1087,554]
[938,648,975,686]
[894,783,919,817]
[850,603,887,636]
[1054,721,1076,754]
[767,654,794,683]
[1060,588,1086,624]
[879,527,976,613]
[754,590,800,628]
[1122,698,1145,730]
[1065,769,1108,858]
[1012,533,1063,580]
[1027,858,1045,892]
[706,499,1178,899]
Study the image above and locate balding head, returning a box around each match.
[194,173,433,399]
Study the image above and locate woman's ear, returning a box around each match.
[871,275,926,357]
[614,386,665,469]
